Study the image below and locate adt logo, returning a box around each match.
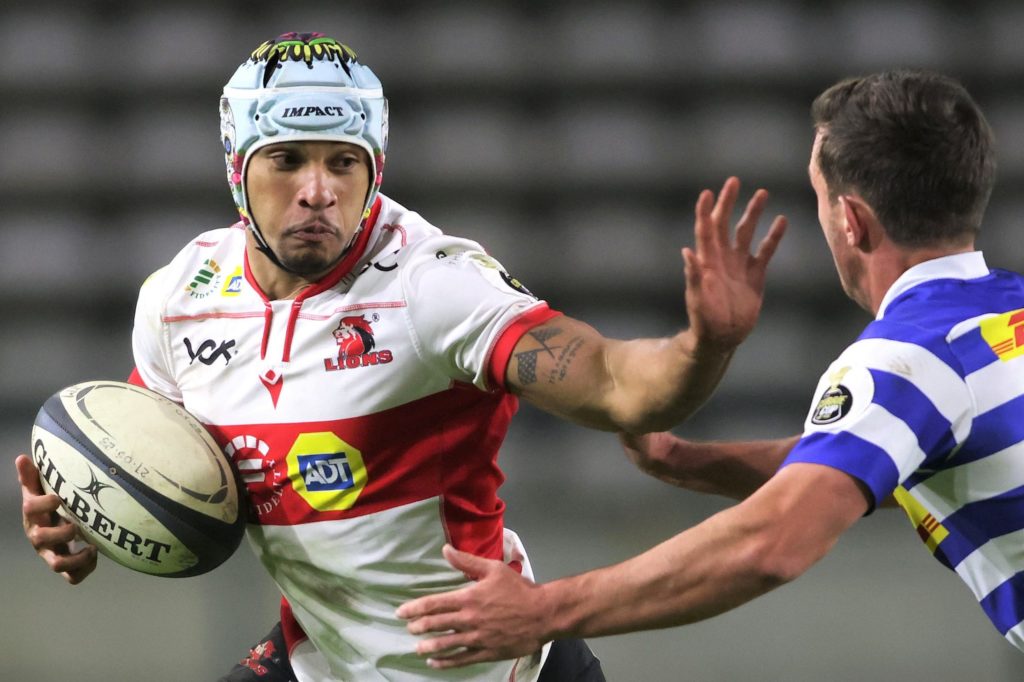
[221,265,243,297]
[286,432,367,512]
[298,453,355,491]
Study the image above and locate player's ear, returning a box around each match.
[839,195,877,250]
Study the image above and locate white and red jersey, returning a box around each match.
[131,195,558,681]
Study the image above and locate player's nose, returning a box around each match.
[296,167,337,210]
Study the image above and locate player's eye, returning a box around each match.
[265,149,302,168]
[332,155,361,171]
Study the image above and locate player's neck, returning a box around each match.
[864,240,976,315]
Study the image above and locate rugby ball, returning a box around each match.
[30,381,245,577]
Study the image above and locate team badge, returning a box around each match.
[810,366,854,425]
[461,252,538,299]
[324,313,394,371]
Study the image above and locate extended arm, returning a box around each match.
[509,178,786,434]
[620,430,899,506]
[620,431,800,499]
[397,463,870,667]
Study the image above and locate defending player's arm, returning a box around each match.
[618,431,900,506]
[507,177,786,434]
[619,431,800,500]
[397,463,869,667]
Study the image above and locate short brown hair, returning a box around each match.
[811,70,996,247]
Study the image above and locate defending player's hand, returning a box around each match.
[397,544,549,668]
[16,454,98,584]
[684,177,786,352]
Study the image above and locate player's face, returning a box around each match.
[246,141,371,277]
[809,132,866,307]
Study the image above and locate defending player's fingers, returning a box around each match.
[692,189,718,261]
[709,177,741,245]
[441,543,497,581]
[426,646,498,669]
[397,590,466,621]
[405,610,467,636]
[733,189,769,254]
[682,248,701,294]
[754,215,788,267]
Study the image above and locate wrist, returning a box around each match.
[536,578,583,641]
[681,327,738,362]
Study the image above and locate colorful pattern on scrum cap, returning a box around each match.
[219,32,388,249]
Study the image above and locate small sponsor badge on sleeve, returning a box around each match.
[451,250,538,299]
[806,364,874,429]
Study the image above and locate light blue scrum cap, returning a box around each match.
[219,32,388,261]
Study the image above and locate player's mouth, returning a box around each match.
[286,220,340,244]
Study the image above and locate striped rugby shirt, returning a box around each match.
[782,251,1024,651]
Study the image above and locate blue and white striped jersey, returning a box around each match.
[783,251,1024,652]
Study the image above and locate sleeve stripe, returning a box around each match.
[782,430,901,509]
[841,403,929,484]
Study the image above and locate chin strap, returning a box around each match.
[249,219,362,277]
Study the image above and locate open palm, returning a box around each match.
[684,177,787,351]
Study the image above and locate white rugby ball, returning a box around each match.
[30,380,245,577]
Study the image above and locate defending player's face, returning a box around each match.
[246,141,371,276]
[809,132,862,300]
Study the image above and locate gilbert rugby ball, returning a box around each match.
[30,381,245,577]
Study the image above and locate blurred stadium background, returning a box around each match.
[3,1,1023,679]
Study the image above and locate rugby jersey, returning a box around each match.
[131,194,556,681]
[783,251,1024,652]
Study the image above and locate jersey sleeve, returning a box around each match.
[131,266,183,402]
[781,333,973,509]
[400,237,559,391]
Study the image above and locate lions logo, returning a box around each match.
[333,314,377,356]
[325,313,393,372]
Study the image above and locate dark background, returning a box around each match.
[3,1,1022,679]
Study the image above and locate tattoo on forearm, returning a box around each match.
[514,328,564,386]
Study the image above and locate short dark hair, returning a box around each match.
[811,70,996,247]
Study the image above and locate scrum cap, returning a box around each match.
[219,32,388,263]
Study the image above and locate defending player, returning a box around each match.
[16,32,785,680]
[397,70,1024,664]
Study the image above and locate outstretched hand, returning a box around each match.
[684,177,787,352]
[396,544,550,669]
